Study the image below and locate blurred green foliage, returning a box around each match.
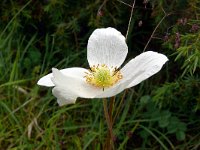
[0,0,200,149]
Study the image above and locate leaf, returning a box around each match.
[158,111,171,128]
[139,95,151,106]
[167,117,179,133]
[159,117,169,128]
[193,55,199,73]
[176,130,186,141]
[139,130,150,139]
[178,122,187,131]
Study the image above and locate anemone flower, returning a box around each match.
[37,27,168,106]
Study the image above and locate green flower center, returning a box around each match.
[85,64,122,89]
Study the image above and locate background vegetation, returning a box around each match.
[0,0,200,149]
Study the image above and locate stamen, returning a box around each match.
[84,64,123,89]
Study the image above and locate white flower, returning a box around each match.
[37,27,168,106]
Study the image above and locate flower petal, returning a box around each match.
[37,67,89,87]
[87,27,128,68]
[37,73,54,87]
[51,68,101,106]
[95,69,144,98]
[96,51,168,98]
[52,87,77,105]
[121,51,168,88]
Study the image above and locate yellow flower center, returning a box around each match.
[85,64,123,89]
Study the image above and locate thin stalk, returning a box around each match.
[97,0,108,15]
[109,97,115,125]
[103,99,114,150]
[143,7,171,52]
[125,0,136,41]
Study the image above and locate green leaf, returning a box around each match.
[139,95,151,106]
[176,130,186,141]
[167,117,179,133]
[178,122,187,131]
[159,117,169,128]
[158,111,171,128]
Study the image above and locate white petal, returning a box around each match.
[37,67,88,87]
[51,68,101,106]
[121,51,168,88]
[37,73,54,87]
[96,51,168,98]
[95,68,145,98]
[52,87,77,105]
[94,79,129,98]
[87,27,128,68]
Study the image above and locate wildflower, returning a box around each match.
[190,24,199,32]
[174,32,180,49]
[177,18,187,26]
[37,27,168,106]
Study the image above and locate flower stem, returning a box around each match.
[103,98,114,150]
[109,97,115,125]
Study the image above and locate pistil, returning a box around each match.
[85,64,123,89]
